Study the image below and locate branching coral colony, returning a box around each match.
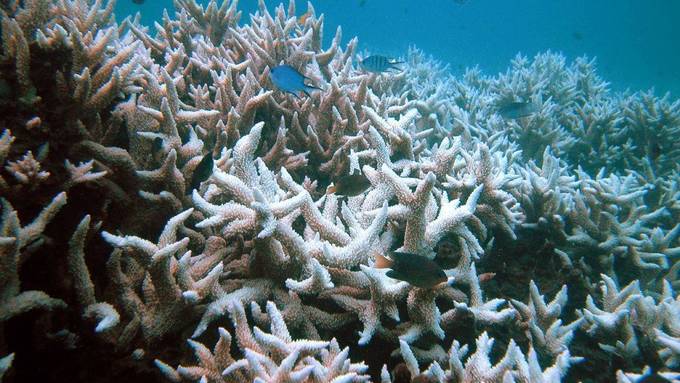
[0,0,678,382]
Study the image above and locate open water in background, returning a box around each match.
[115,0,680,97]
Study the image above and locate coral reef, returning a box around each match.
[0,0,678,382]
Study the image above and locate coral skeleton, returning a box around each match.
[155,301,370,383]
[0,0,678,382]
[511,280,583,359]
[1,193,68,322]
[391,331,582,383]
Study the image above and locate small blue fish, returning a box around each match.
[270,65,320,98]
[360,55,404,73]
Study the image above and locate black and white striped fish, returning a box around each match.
[359,55,404,73]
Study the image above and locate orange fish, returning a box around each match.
[479,272,496,283]
[298,10,313,25]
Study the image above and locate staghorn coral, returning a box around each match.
[445,51,680,177]
[391,331,582,383]
[0,192,67,322]
[101,208,229,345]
[0,0,679,382]
[579,275,680,376]
[156,300,370,383]
[616,367,680,383]
[510,281,583,360]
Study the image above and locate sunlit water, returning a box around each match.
[116,0,680,96]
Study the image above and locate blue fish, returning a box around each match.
[270,65,320,98]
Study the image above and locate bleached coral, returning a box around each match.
[510,346,583,383]
[156,301,369,383]
[67,214,119,333]
[102,208,228,344]
[0,353,14,382]
[657,329,680,369]
[1,0,679,381]
[580,275,680,373]
[4,150,50,186]
[0,192,67,322]
[511,281,583,359]
[392,331,582,383]
[616,366,680,383]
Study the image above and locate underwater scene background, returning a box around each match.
[0,1,679,383]
[117,0,680,96]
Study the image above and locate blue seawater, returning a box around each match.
[116,0,680,96]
